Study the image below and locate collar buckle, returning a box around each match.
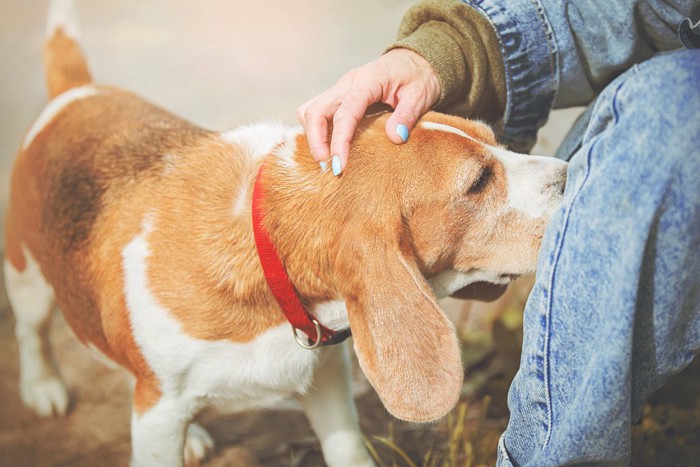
[292,320,353,350]
[293,319,323,349]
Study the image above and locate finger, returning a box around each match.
[303,107,332,162]
[296,101,309,126]
[329,91,377,175]
[385,89,434,145]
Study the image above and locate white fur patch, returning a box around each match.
[490,146,567,219]
[47,0,80,39]
[121,214,321,413]
[4,245,68,417]
[312,300,350,332]
[223,122,303,215]
[22,84,100,150]
[221,122,301,162]
[4,245,55,328]
[161,153,177,174]
[420,121,477,141]
[131,397,191,466]
[273,130,301,171]
[297,345,375,467]
[184,423,215,464]
[231,181,250,217]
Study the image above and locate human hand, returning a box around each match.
[297,48,440,176]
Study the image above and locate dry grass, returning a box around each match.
[364,398,504,467]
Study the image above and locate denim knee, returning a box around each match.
[583,48,700,177]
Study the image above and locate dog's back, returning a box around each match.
[6,0,290,398]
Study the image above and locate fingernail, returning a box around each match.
[396,123,409,143]
[331,155,342,176]
[319,160,328,171]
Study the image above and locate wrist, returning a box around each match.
[386,21,467,108]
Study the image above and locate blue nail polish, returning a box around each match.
[396,123,409,143]
[332,155,342,176]
[320,161,328,171]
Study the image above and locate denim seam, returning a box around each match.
[527,0,559,93]
[541,76,630,450]
[466,0,558,150]
[463,1,514,129]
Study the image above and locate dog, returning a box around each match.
[3,1,567,465]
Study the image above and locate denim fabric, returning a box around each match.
[467,0,698,151]
[497,49,700,466]
[468,0,559,153]
[679,17,700,48]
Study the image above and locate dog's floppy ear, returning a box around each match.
[339,236,463,423]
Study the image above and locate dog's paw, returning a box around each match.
[20,376,69,417]
[184,423,215,466]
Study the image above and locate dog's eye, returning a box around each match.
[467,167,491,195]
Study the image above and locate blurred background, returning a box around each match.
[1,1,696,466]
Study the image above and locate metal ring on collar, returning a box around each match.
[292,319,322,350]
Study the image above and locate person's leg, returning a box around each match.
[498,48,700,466]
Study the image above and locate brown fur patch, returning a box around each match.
[144,138,288,342]
[133,375,163,415]
[252,111,560,421]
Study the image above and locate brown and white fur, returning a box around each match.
[3,1,567,465]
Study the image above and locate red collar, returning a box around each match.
[251,161,351,349]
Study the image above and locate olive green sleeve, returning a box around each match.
[385,0,506,123]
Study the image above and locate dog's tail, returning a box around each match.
[44,0,92,99]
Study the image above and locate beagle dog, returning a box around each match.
[3,1,567,466]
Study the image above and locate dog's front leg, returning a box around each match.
[130,393,194,467]
[299,343,375,467]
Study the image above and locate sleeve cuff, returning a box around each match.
[385,0,507,125]
[467,0,559,152]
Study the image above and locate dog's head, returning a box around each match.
[269,111,566,422]
[327,112,566,422]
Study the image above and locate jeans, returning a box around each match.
[498,49,700,466]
